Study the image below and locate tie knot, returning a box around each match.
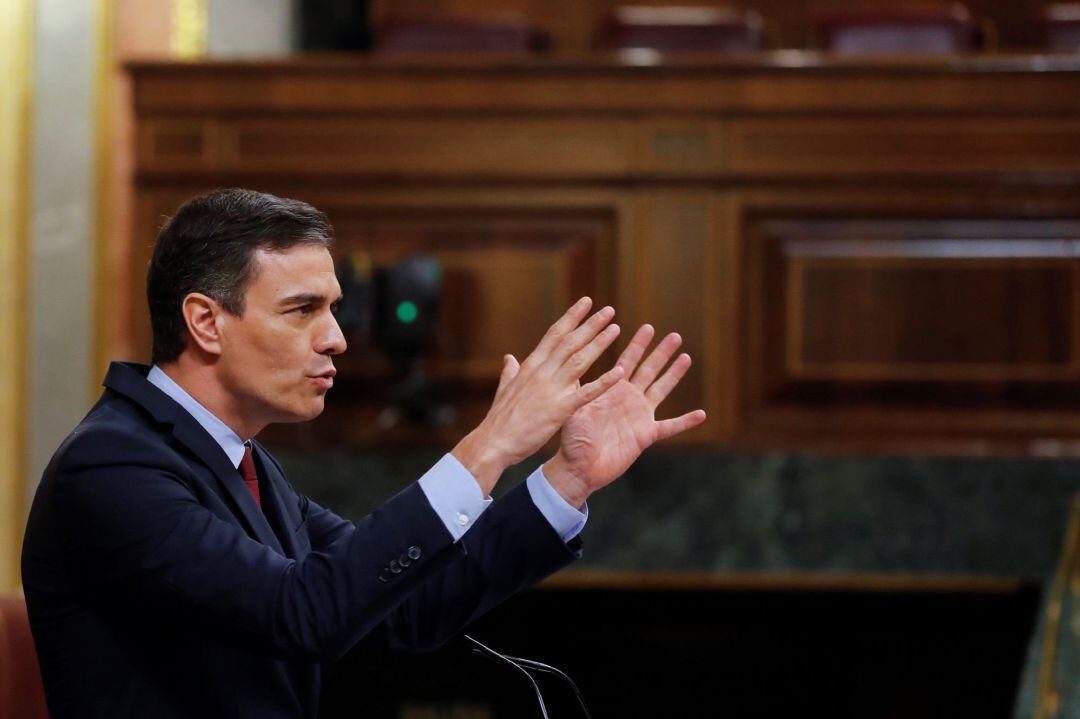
[239,444,258,484]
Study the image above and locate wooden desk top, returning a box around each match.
[127,52,1080,115]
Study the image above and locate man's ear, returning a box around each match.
[181,293,224,356]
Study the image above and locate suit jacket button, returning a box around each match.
[407,546,422,560]
[389,560,402,574]
[378,571,390,583]
[399,554,412,567]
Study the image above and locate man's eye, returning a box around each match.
[294,305,316,315]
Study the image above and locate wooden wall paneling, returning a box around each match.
[325,207,615,377]
[310,202,618,447]
[735,187,1080,450]
[221,117,639,178]
[784,244,1075,382]
[136,119,221,174]
[138,116,739,179]
[727,118,1080,178]
[637,119,728,176]
[126,59,1080,454]
[711,192,742,443]
[635,190,714,443]
[133,184,632,448]
[129,62,1080,118]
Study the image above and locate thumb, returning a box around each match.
[496,354,520,394]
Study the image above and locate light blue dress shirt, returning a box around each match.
[147,366,587,542]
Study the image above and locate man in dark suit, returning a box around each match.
[21,189,705,718]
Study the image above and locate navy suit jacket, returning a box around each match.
[22,362,580,718]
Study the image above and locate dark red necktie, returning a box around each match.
[239,444,262,509]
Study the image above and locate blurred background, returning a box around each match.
[11,0,1080,716]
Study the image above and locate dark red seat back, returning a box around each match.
[0,595,48,719]
[600,5,765,53]
[816,3,982,54]
[374,20,547,54]
[1042,3,1080,51]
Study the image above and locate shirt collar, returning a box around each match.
[147,365,247,469]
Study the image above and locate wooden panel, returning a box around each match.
[136,117,732,178]
[141,114,1080,180]
[636,193,712,441]
[129,59,1080,118]
[125,59,1080,454]
[791,260,1074,380]
[131,188,623,448]
[638,120,726,174]
[130,194,620,373]
[226,118,636,177]
[136,120,216,171]
[729,118,1080,176]
[327,208,616,380]
[741,215,1080,446]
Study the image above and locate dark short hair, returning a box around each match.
[147,188,334,364]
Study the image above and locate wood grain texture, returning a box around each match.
[126,57,1080,453]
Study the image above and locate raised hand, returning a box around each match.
[542,324,707,508]
[451,297,626,496]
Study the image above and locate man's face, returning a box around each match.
[216,244,346,429]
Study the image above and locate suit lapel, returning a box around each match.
[103,361,284,554]
[251,443,302,559]
[171,417,284,554]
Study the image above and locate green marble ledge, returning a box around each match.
[272,447,1080,718]
[273,448,1080,577]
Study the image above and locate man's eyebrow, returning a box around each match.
[278,292,346,307]
[278,292,329,307]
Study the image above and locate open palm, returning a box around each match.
[549,325,707,502]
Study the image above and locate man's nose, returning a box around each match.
[316,313,347,356]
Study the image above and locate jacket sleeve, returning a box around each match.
[267,471,582,656]
[374,479,582,654]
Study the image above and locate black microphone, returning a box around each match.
[464,634,592,719]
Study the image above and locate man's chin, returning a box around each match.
[272,399,326,425]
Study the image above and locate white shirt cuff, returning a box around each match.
[526,464,588,542]
[417,453,493,541]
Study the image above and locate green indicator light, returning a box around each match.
[396,301,419,324]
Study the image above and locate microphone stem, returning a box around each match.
[464,635,549,719]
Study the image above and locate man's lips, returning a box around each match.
[309,368,336,389]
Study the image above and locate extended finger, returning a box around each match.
[655,409,707,442]
[644,353,692,408]
[530,297,593,364]
[614,324,655,378]
[631,332,682,389]
[574,365,625,407]
[550,305,615,366]
[559,323,621,382]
